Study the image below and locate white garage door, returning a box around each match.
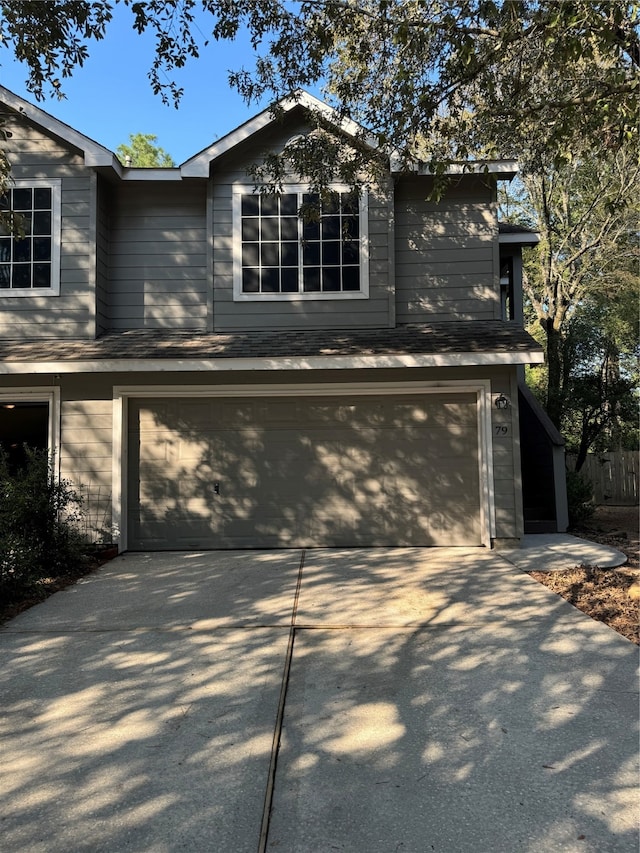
[127,393,481,549]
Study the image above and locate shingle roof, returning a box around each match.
[499,222,537,235]
[498,222,540,244]
[0,322,541,364]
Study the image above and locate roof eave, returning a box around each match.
[0,84,117,169]
[180,90,377,178]
[0,350,545,375]
[391,158,519,180]
[499,232,540,245]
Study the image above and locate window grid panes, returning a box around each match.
[0,187,53,290]
[241,191,361,295]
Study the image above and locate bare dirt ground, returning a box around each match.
[531,505,639,645]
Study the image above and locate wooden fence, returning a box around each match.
[566,451,639,506]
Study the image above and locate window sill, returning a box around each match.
[233,290,369,302]
[0,287,60,299]
[0,289,59,298]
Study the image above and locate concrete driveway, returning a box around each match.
[1,547,638,853]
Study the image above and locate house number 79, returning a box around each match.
[494,425,510,436]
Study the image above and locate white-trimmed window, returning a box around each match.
[0,179,61,296]
[233,187,369,300]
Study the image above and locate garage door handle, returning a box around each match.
[214,481,220,495]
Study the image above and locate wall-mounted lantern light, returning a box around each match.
[494,394,510,410]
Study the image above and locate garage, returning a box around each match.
[126,392,482,549]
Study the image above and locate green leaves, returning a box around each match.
[512,140,640,431]
[116,132,175,166]
[0,447,86,599]
[0,1,114,101]
[0,1,638,192]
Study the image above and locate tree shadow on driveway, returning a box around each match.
[272,547,639,853]
[0,550,301,853]
[1,547,637,853]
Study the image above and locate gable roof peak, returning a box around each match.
[0,84,117,169]
[180,89,373,178]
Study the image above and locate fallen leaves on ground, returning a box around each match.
[530,505,639,645]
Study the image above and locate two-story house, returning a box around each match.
[0,85,561,552]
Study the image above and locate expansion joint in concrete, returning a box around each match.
[258,548,306,853]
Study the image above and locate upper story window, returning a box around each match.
[0,180,61,297]
[233,187,369,300]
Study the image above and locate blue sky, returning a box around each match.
[0,4,308,164]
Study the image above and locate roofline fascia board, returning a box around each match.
[391,156,519,180]
[0,84,515,183]
[0,84,116,169]
[180,90,376,178]
[499,232,540,245]
[0,351,544,374]
[0,86,184,180]
[115,167,184,182]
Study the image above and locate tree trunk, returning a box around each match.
[574,433,590,472]
[605,346,623,450]
[544,321,564,429]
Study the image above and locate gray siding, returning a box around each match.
[95,179,112,334]
[394,176,501,323]
[0,114,97,339]
[210,126,393,332]
[491,370,523,540]
[0,363,524,546]
[60,398,113,543]
[0,106,507,339]
[108,183,208,330]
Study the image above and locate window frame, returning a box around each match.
[0,178,62,298]
[232,184,369,301]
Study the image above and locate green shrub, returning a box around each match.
[0,447,85,601]
[566,469,595,528]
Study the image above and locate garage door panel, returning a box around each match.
[128,394,482,549]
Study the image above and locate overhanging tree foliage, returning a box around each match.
[504,147,640,451]
[0,0,637,443]
[0,1,112,98]
[502,144,640,428]
[527,283,639,469]
[0,1,638,189]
